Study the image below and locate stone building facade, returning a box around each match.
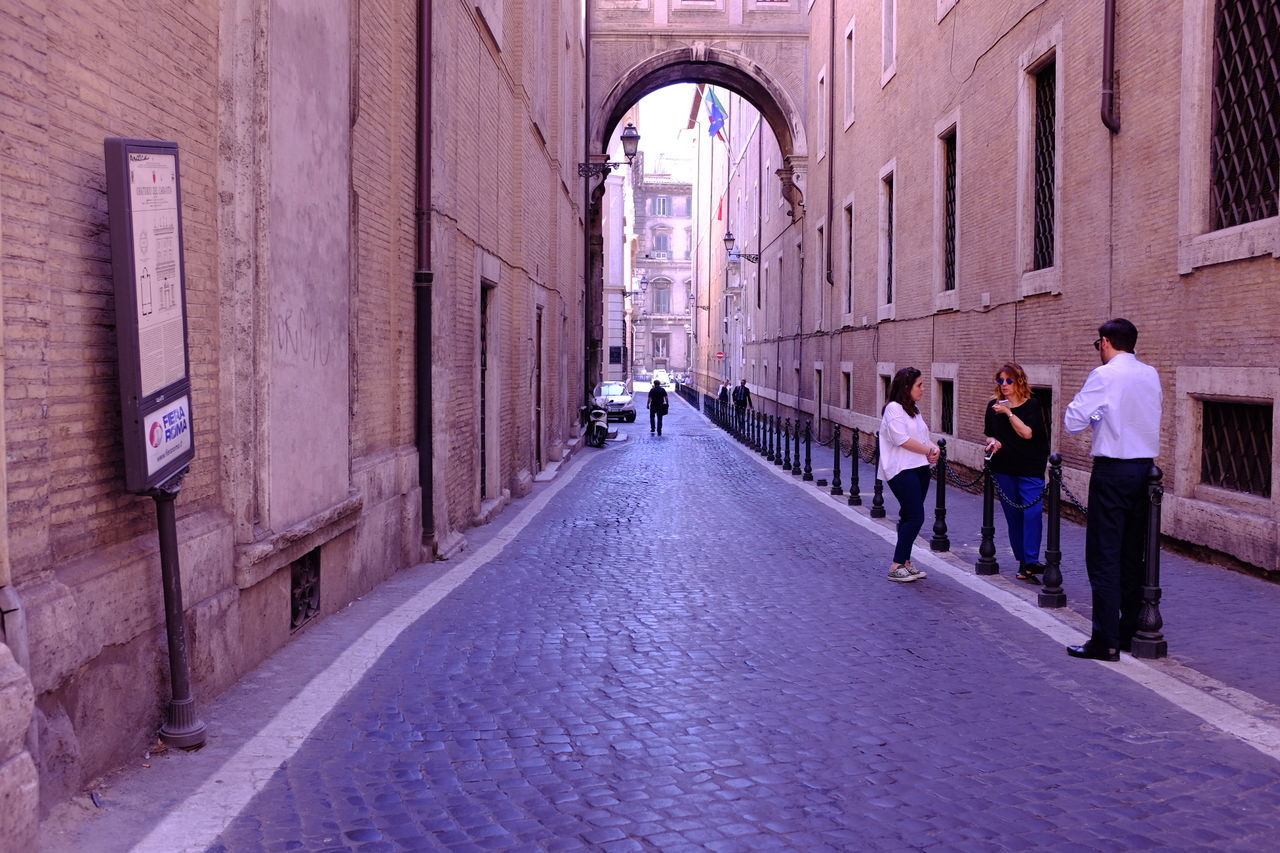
[685,0,1280,572]
[633,156,696,380]
[0,0,590,836]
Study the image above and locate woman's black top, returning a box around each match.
[984,397,1049,477]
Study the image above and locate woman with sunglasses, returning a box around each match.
[983,363,1050,583]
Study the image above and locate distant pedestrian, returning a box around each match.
[731,379,752,431]
[983,362,1050,584]
[1063,318,1162,662]
[877,367,939,583]
[648,380,669,435]
[718,381,731,420]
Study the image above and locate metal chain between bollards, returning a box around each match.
[945,465,986,490]
[1060,479,1089,516]
[990,475,1050,512]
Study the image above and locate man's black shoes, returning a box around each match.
[1066,643,1120,662]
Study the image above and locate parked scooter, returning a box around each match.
[580,401,609,448]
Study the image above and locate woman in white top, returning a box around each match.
[877,367,940,582]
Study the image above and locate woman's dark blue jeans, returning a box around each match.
[887,465,932,565]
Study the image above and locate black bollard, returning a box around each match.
[975,459,999,575]
[766,415,775,462]
[1130,466,1168,659]
[803,421,814,481]
[830,424,843,496]
[792,421,802,476]
[848,428,862,506]
[1038,454,1067,607]
[782,419,792,469]
[774,417,785,467]
[930,438,950,551]
[870,438,886,518]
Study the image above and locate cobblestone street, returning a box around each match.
[45,397,1280,852]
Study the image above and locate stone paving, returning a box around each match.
[201,398,1280,852]
[43,396,1280,852]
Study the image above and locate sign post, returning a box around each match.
[105,138,205,748]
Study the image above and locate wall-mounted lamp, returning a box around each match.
[723,231,759,264]
[578,123,640,178]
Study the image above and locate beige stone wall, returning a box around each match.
[0,0,591,824]
[430,0,588,535]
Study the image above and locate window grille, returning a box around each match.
[884,173,895,303]
[1030,386,1053,445]
[1032,61,1056,270]
[942,130,957,291]
[1201,400,1272,498]
[939,380,955,434]
[1211,0,1280,230]
[290,549,321,631]
[652,333,670,358]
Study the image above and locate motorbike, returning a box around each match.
[580,401,609,448]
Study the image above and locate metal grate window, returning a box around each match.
[1030,386,1053,445]
[939,380,955,434]
[1201,400,1272,497]
[942,130,957,291]
[884,173,895,303]
[1032,60,1056,270]
[1211,0,1280,230]
[290,549,321,631]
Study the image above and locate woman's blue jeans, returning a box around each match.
[887,465,931,565]
[993,473,1044,564]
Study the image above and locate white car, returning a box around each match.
[593,381,637,422]
[651,369,671,387]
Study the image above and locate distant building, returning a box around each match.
[632,152,696,381]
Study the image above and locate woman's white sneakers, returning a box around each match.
[887,565,918,582]
[887,562,927,582]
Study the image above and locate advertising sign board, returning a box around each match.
[105,138,195,493]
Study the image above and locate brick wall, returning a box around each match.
[717,0,1280,570]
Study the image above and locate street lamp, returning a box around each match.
[723,231,759,264]
[578,123,641,178]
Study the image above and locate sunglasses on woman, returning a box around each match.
[996,377,1015,385]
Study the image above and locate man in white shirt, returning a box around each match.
[1063,318,1162,661]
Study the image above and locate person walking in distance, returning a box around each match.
[718,381,731,421]
[1063,318,1162,661]
[983,362,1050,584]
[731,379,752,432]
[647,379,669,436]
[878,367,940,583]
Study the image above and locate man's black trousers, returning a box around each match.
[1084,457,1152,649]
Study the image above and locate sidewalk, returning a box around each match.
[711,403,1280,712]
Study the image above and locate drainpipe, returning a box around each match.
[824,0,836,421]
[1101,0,1121,133]
[583,2,595,401]
[825,0,836,290]
[415,0,435,544]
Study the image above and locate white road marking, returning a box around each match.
[132,452,592,853]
